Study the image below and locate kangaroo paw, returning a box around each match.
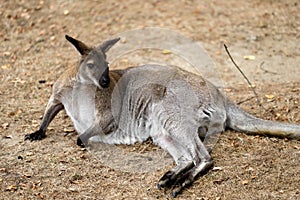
[25,130,46,141]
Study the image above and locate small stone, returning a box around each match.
[64,10,69,15]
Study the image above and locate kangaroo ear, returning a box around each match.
[99,37,120,53]
[65,35,90,55]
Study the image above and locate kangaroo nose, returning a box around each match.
[100,75,110,88]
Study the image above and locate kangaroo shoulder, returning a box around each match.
[52,65,77,94]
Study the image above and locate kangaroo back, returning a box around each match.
[226,101,300,140]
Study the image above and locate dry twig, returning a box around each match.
[224,44,265,112]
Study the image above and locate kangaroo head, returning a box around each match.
[65,35,120,88]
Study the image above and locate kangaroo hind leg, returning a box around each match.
[156,135,194,189]
[172,135,213,197]
[155,132,213,197]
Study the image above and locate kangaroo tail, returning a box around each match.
[225,100,300,140]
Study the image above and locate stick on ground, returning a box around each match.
[224,44,265,112]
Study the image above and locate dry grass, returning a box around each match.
[1,0,300,199]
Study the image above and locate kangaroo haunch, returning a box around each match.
[25,35,300,197]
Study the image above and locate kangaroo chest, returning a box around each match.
[62,84,98,134]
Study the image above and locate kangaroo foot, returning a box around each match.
[157,162,194,190]
[76,137,85,148]
[157,170,175,189]
[25,129,46,141]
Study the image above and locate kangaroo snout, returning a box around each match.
[100,68,110,88]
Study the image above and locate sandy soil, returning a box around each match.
[0,0,299,199]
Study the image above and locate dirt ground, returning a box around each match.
[1,0,300,199]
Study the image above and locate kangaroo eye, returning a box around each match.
[87,63,94,68]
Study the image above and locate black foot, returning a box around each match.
[171,174,193,197]
[25,129,46,141]
[157,162,198,198]
[170,160,213,197]
[158,162,195,190]
[158,171,191,198]
[172,186,183,198]
[157,170,175,189]
[76,137,85,148]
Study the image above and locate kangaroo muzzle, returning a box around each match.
[100,68,110,88]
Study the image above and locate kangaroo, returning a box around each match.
[25,35,300,197]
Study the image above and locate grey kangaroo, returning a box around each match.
[25,35,300,197]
